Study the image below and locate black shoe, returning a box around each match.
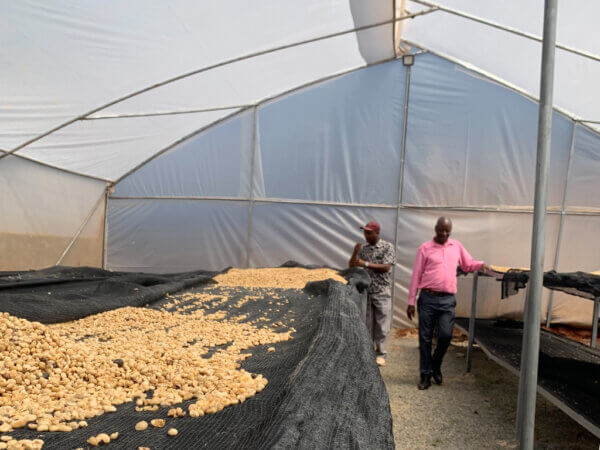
[432,369,443,385]
[418,376,431,390]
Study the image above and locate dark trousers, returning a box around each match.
[417,291,456,377]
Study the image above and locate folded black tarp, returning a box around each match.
[0,266,219,323]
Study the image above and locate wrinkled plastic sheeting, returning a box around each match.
[20,109,238,182]
[98,25,394,118]
[0,156,106,270]
[248,202,396,269]
[114,110,254,198]
[404,0,600,133]
[550,215,600,327]
[565,125,600,211]
[107,199,248,273]
[254,60,405,204]
[403,53,573,208]
[2,0,393,175]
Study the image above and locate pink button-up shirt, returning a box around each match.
[408,238,484,305]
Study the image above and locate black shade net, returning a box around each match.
[499,269,600,301]
[0,266,219,324]
[0,265,394,449]
[456,318,600,433]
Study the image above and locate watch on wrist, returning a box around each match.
[365,261,370,268]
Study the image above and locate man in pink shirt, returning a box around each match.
[407,217,490,390]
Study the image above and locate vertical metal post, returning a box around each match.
[102,187,110,269]
[466,271,479,372]
[591,297,599,348]
[516,285,530,436]
[392,62,412,320]
[392,0,397,53]
[246,107,258,268]
[546,123,577,327]
[517,1,558,448]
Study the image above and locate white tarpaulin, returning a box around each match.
[402,54,573,208]
[404,0,600,132]
[0,156,106,269]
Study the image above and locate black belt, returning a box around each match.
[422,288,453,297]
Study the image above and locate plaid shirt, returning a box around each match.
[358,239,395,294]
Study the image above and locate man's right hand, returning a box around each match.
[406,305,416,321]
[349,243,362,267]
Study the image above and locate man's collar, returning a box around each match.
[432,238,454,247]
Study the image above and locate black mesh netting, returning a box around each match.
[543,271,600,301]
[456,318,600,430]
[500,269,600,301]
[1,265,394,449]
[0,266,219,323]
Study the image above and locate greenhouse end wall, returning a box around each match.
[106,53,600,328]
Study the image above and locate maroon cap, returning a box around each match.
[360,221,380,233]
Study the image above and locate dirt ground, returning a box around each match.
[380,329,600,449]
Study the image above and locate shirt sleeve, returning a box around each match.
[357,246,364,260]
[458,242,484,273]
[382,243,395,265]
[408,246,426,306]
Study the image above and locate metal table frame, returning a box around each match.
[462,270,600,439]
[465,272,600,372]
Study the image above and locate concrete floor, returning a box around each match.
[380,330,599,449]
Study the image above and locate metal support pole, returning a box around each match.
[466,271,479,372]
[516,285,530,436]
[517,2,558,448]
[546,123,577,327]
[246,107,258,268]
[391,63,412,320]
[592,297,599,348]
[102,187,110,269]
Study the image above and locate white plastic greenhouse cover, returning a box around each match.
[1,1,599,328]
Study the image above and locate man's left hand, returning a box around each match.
[481,264,493,275]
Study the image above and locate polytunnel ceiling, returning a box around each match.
[1,0,599,182]
[403,0,600,132]
[0,0,394,181]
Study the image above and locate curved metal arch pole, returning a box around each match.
[111,108,249,186]
[410,0,600,63]
[4,153,112,184]
[401,40,582,125]
[84,105,254,120]
[1,9,438,162]
[110,55,401,187]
